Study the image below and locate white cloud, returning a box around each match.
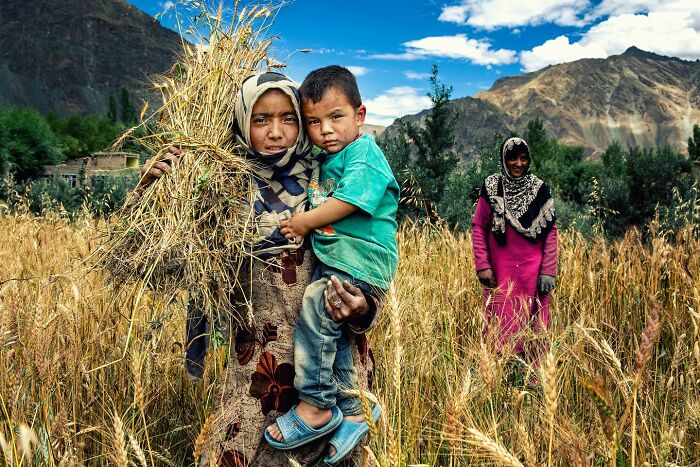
[159,1,176,12]
[520,9,700,71]
[438,0,590,29]
[370,34,517,66]
[438,4,470,24]
[363,87,432,126]
[404,71,431,80]
[520,35,606,71]
[590,0,699,18]
[346,66,370,76]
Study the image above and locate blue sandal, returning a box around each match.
[264,405,343,451]
[323,404,382,465]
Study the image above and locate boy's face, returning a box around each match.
[302,87,366,154]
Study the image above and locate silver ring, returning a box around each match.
[333,300,342,308]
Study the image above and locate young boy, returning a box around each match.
[265,66,399,459]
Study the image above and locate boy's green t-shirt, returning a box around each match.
[309,134,399,290]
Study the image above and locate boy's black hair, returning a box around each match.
[299,65,362,108]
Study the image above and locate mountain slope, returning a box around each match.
[476,47,700,155]
[0,0,182,115]
[382,96,513,156]
[387,47,700,157]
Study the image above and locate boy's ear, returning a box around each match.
[355,104,367,127]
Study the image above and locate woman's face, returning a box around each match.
[505,152,530,178]
[249,89,299,155]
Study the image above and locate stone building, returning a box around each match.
[41,152,140,187]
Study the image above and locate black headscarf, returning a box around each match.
[479,137,556,245]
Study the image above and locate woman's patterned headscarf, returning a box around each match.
[480,137,556,245]
[233,72,316,257]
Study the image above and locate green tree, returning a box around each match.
[598,140,630,235]
[524,117,556,174]
[0,107,63,180]
[378,65,457,220]
[0,123,10,175]
[48,114,123,160]
[626,145,692,226]
[108,93,118,123]
[521,119,599,206]
[438,132,502,228]
[120,88,137,125]
[601,140,626,178]
[689,123,700,160]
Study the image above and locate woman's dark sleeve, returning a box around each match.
[348,290,383,334]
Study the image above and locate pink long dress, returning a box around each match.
[472,197,558,353]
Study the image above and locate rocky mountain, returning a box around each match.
[0,0,182,115]
[360,123,386,138]
[387,47,700,158]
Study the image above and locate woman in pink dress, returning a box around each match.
[472,137,558,358]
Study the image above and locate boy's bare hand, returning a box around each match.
[280,212,311,244]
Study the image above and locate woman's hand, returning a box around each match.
[137,146,182,190]
[477,268,496,288]
[323,275,370,323]
[538,274,556,294]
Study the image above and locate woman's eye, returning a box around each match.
[284,116,298,124]
[253,118,266,125]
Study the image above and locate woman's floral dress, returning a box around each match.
[201,248,375,466]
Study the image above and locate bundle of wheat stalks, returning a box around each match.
[98,2,276,321]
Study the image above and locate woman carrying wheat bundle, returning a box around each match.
[140,72,380,466]
[472,137,558,371]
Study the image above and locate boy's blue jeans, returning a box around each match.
[293,262,372,416]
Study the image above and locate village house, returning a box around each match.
[40,152,140,188]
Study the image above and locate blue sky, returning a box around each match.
[125,0,700,125]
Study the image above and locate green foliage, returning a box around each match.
[120,87,137,125]
[47,113,124,160]
[3,171,138,219]
[0,104,140,219]
[0,107,63,180]
[524,117,555,175]
[602,140,626,178]
[657,181,700,232]
[20,177,84,214]
[688,123,700,160]
[381,82,695,237]
[624,145,692,225]
[108,93,118,123]
[438,133,501,228]
[0,133,8,175]
[0,105,131,182]
[378,65,457,220]
[85,172,139,217]
[524,119,600,205]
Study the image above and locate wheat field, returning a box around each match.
[0,209,698,466]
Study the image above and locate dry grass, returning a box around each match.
[369,221,700,466]
[97,1,278,328]
[1,211,698,465]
